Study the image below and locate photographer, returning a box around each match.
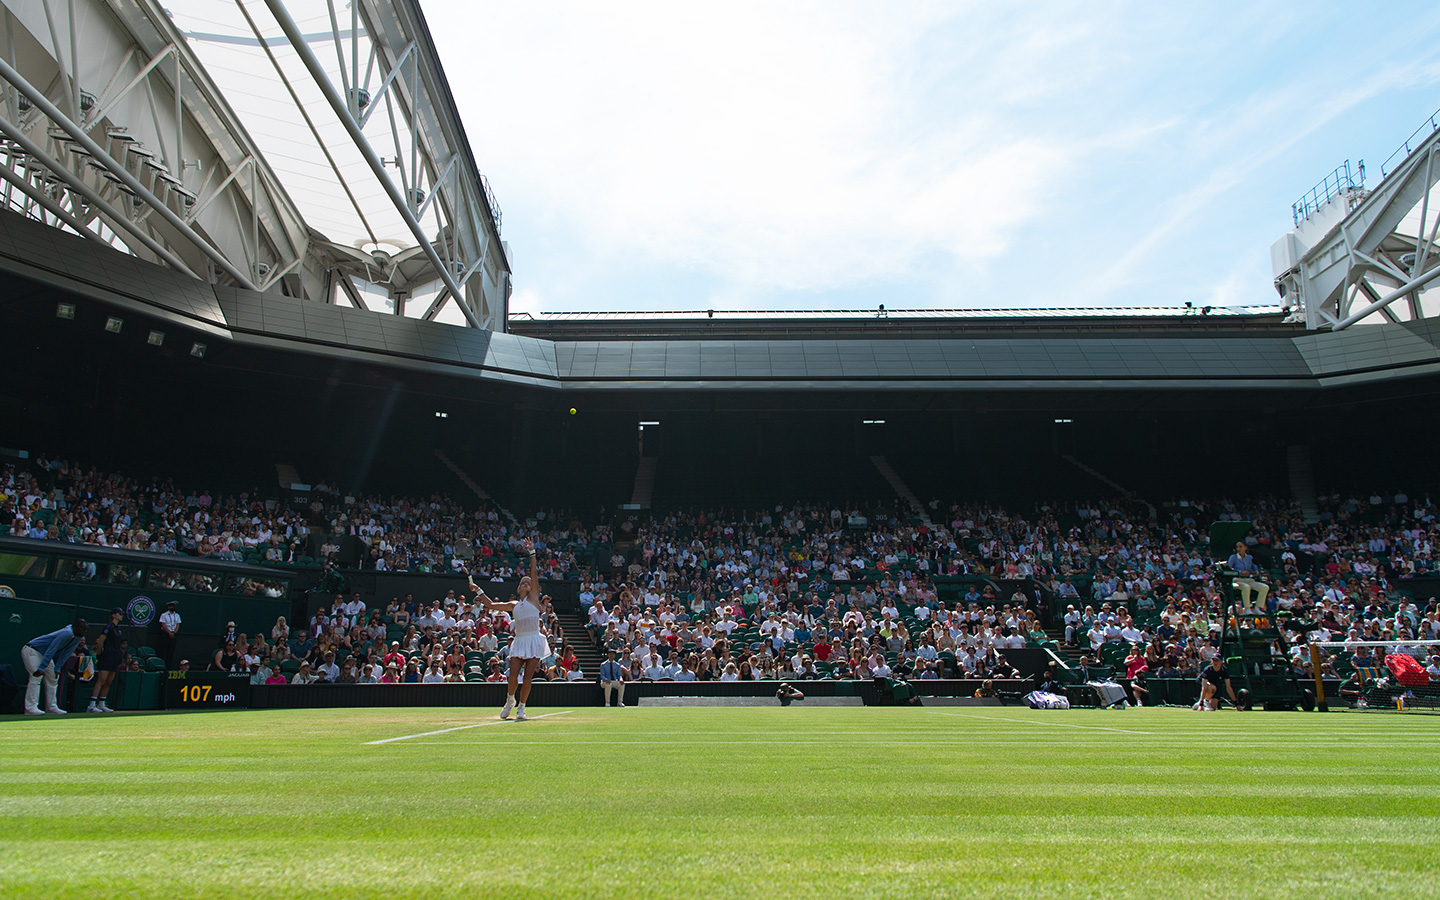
[776,682,805,707]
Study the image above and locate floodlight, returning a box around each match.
[104,316,123,333]
[56,302,75,319]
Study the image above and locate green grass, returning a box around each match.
[1,704,1436,899]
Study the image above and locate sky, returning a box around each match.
[426,1,1440,317]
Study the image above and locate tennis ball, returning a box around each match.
[569,407,577,415]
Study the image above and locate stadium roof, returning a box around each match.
[514,306,1283,321]
[168,1,502,275]
[7,205,1440,398]
[0,0,509,328]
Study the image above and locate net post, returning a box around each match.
[1308,642,1328,712]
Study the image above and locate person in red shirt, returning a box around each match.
[382,642,406,670]
[813,637,833,662]
[557,643,579,678]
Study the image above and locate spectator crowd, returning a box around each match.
[6,455,1439,692]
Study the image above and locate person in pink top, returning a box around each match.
[1124,645,1149,679]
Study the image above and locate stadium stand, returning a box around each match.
[4,450,1438,711]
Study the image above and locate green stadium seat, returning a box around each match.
[144,656,166,672]
[135,646,156,659]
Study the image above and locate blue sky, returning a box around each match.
[429,2,1440,316]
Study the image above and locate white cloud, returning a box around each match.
[428,1,1440,311]
[439,2,1098,294]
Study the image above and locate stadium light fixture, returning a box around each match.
[1054,418,1073,424]
[639,421,660,426]
[104,316,123,333]
[147,330,165,347]
[435,411,448,418]
[55,302,75,319]
[862,419,885,425]
[190,342,207,358]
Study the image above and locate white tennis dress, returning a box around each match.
[508,597,551,660]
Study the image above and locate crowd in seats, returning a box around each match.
[0,456,602,577]
[204,591,582,686]
[7,454,1440,695]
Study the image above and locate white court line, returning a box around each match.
[931,712,1152,735]
[392,737,1440,746]
[365,710,573,745]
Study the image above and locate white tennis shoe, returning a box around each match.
[515,704,527,721]
[500,696,515,719]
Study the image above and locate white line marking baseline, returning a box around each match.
[392,737,1440,745]
[365,710,573,745]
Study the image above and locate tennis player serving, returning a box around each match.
[471,538,549,720]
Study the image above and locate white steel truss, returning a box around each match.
[0,0,510,330]
[1273,109,1440,331]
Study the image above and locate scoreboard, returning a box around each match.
[165,672,251,710]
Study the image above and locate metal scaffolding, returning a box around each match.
[0,0,510,330]
[1273,109,1440,331]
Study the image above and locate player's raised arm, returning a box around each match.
[524,538,540,604]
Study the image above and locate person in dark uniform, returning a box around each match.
[87,607,125,713]
[1198,655,1236,711]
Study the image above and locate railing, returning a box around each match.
[1293,159,1363,225]
[480,173,502,234]
[1380,106,1440,177]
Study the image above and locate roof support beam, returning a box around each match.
[335,271,369,310]
[0,54,259,289]
[0,112,196,276]
[231,0,378,248]
[356,39,414,129]
[419,286,450,322]
[0,157,106,243]
[82,43,174,132]
[183,155,253,224]
[260,0,480,328]
[1332,262,1440,330]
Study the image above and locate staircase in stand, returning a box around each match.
[435,449,518,525]
[630,456,658,508]
[1042,626,1087,668]
[1287,444,1320,524]
[1061,454,1156,520]
[275,463,301,489]
[551,602,604,675]
[869,455,931,525]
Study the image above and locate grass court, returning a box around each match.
[0,705,1435,899]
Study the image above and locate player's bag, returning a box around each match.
[1025,690,1071,710]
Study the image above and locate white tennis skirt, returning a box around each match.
[508,633,551,660]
